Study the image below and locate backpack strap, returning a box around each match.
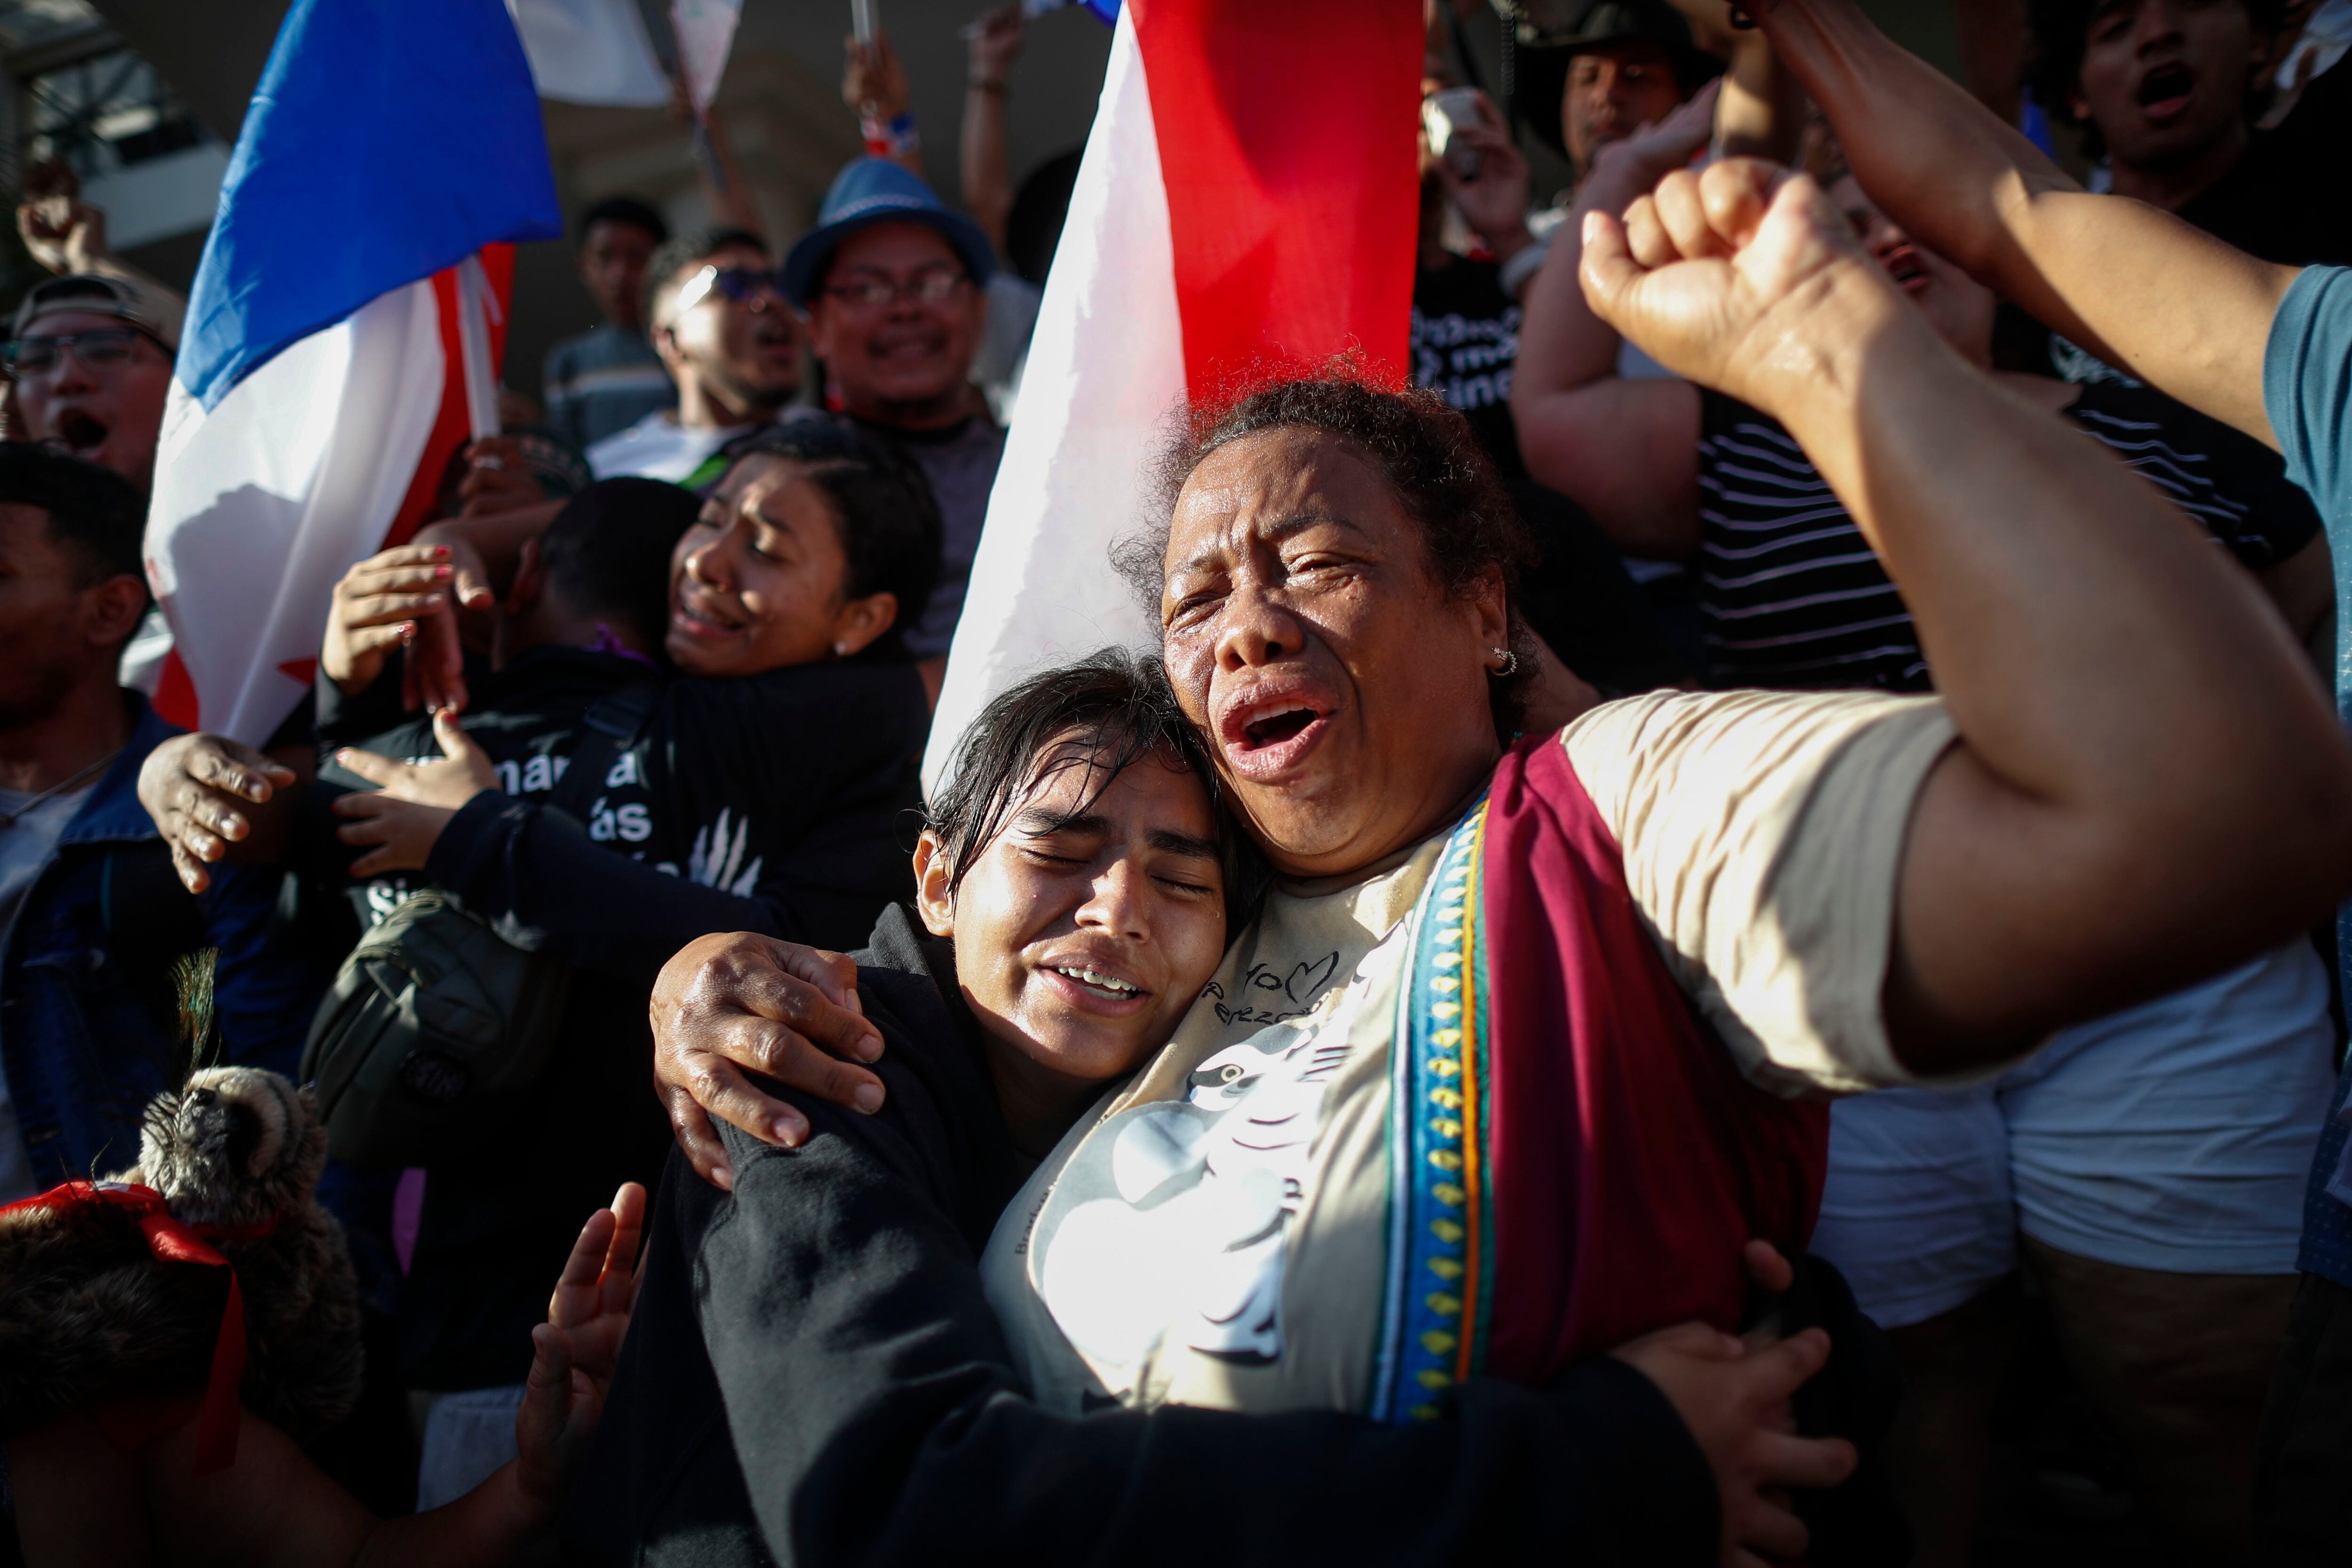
[550,677,660,820]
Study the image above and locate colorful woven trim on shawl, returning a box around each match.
[1369,796,1496,1422]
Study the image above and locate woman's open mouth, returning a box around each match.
[2137,60,2196,126]
[1215,678,1337,783]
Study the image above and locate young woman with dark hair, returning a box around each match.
[136,424,945,1506]
[328,420,946,953]
[567,648,1842,1566]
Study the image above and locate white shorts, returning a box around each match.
[1810,942,2337,1329]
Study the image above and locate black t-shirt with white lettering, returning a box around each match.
[1692,380,2322,691]
[1412,255,1523,479]
[310,644,928,1389]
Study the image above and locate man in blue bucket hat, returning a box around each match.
[786,159,1002,700]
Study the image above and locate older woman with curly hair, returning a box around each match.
[638,159,2352,1566]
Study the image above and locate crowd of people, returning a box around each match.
[5,0,2352,1562]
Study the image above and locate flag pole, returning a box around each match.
[455,253,501,441]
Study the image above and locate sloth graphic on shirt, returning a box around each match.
[1033,927,1402,1370]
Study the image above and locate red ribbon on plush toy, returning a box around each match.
[0,1180,279,1473]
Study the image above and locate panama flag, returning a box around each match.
[923,0,1422,790]
[148,0,562,742]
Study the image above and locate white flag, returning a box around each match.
[506,0,671,107]
[923,12,1179,793]
[671,0,742,117]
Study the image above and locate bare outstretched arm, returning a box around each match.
[1582,160,2352,1075]
[961,4,1024,253]
[8,1186,644,1568]
[1748,0,2294,446]
[1669,0,1803,163]
[1510,83,1717,556]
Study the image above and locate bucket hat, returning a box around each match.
[781,158,996,309]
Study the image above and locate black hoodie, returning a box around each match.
[562,904,1720,1568]
[310,647,928,1390]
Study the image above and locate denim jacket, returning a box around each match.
[0,692,318,1185]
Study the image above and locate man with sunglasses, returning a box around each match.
[586,226,809,490]
[4,272,182,494]
[784,159,1001,700]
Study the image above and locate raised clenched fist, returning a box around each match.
[1578,158,1912,422]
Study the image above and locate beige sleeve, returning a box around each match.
[1558,688,1958,1096]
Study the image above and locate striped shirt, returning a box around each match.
[543,323,677,451]
[1694,382,2322,692]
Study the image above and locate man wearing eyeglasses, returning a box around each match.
[3,272,182,494]
[586,226,810,490]
[783,159,1002,700]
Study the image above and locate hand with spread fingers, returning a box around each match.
[649,931,890,1189]
[404,523,501,716]
[1578,157,1915,423]
[516,1181,648,1506]
[330,709,499,876]
[1613,1314,1857,1568]
[138,732,299,893]
[322,544,457,698]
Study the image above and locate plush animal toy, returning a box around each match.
[0,1065,362,1462]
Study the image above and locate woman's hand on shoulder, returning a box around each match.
[1610,1242,1857,1568]
[329,710,500,876]
[650,932,889,1190]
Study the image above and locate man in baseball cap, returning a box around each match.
[1513,0,1726,179]
[6,271,184,492]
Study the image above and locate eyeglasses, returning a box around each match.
[820,269,970,310]
[675,265,790,313]
[1,327,159,379]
